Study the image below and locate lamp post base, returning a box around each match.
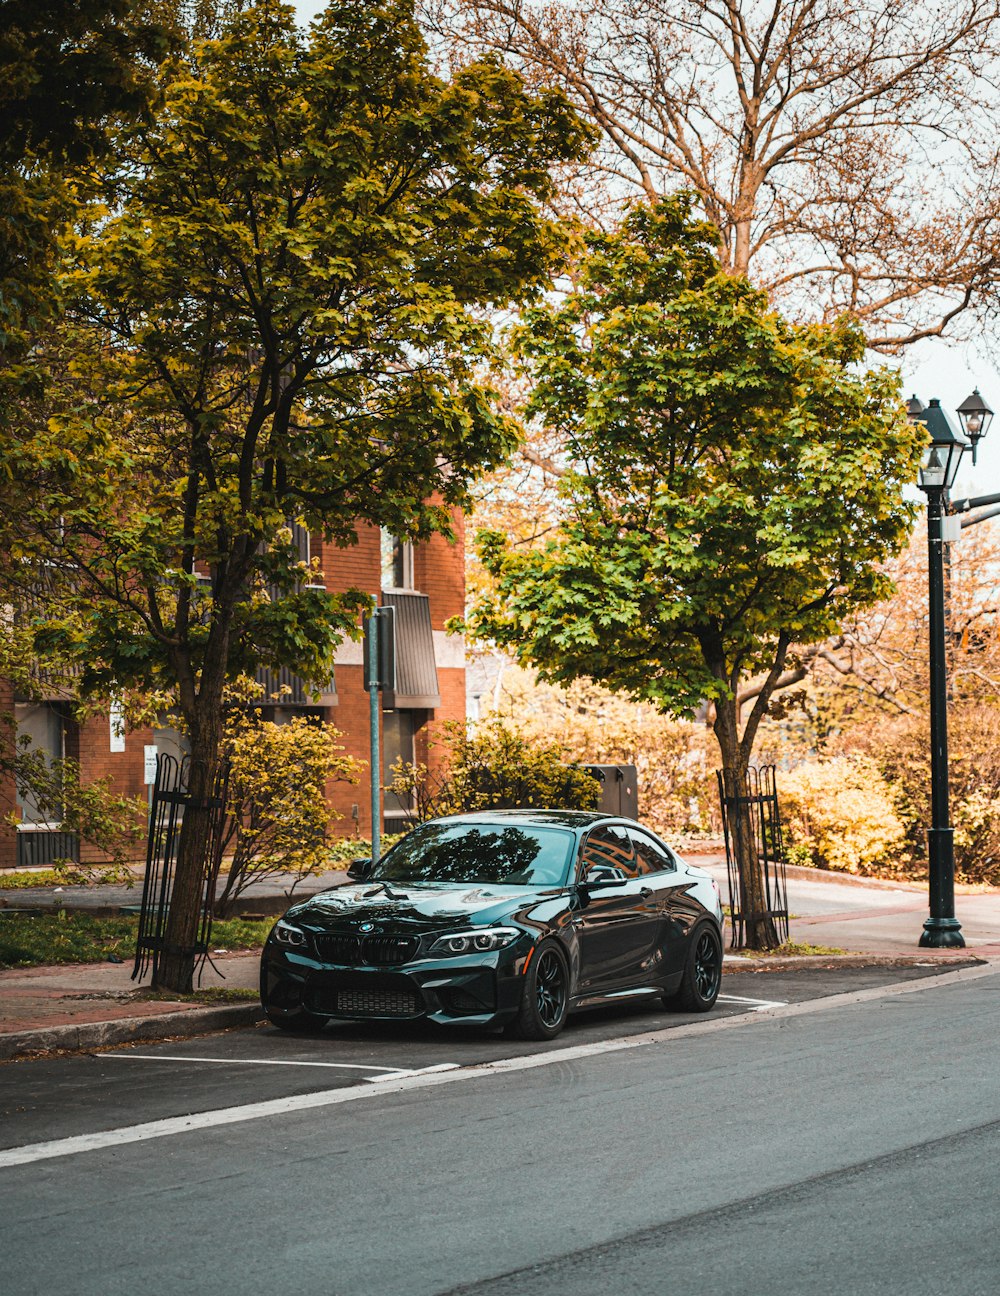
[919,918,966,949]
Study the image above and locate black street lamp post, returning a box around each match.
[908,392,994,948]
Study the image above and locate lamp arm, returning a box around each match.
[960,503,1000,530]
[949,490,1000,513]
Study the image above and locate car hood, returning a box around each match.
[286,882,563,932]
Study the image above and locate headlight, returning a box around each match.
[272,919,308,948]
[428,927,520,957]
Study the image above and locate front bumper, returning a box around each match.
[260,943,530,1029]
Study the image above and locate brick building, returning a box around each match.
[0,516,467,869]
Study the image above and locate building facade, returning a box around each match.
[0,514,466,869]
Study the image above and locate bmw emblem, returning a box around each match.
[359,922,375,933]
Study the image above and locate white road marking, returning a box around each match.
[2,961,995,1171]
[718,994,789,1012]
[103,1053,411,1074]
[102,1054,461,1084]
[366,1063,460,1083]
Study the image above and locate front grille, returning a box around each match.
[362,935,419,965]
[308,984,422,1016]
[333,987,420,1017]
[313,934,361,964]
[311,932,420,967]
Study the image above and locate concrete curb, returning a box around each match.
[723,952,988,970]
[0,1001,266,1063]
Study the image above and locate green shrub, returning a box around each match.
[1,717,144,881]
[482,667,721,836]
[387,718,600,822]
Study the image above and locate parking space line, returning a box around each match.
[102,1054,462,1083]
[103,1053,413,1074]
[366,1063,460,1083]
[718,994,789,1012]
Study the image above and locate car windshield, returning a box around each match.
[370,822,576,887]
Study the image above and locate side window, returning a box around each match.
[628,828,677,876]
[380,528,414,590]
[579,825,637,882]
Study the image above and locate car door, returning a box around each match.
[627,826,689,981]
[573,824,661,994]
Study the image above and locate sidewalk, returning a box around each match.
[0,951,264,1061]
[2,858,999,1062]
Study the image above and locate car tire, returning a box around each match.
[507,940,570,1040]
[665,921,722,1013]
[266,1008,327,1033]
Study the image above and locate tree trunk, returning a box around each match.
[152,706,225,992]
[714,694,779,952]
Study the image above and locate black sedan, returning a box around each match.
[259,810,724,1040]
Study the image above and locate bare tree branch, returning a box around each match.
[425,0,1000,346]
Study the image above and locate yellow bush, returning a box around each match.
[778,758,906,875]
[214,712,360,914]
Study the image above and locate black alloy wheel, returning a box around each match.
[508,940,570,1040]
[668,922,723,1013]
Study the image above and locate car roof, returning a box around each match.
[426,809,621,831]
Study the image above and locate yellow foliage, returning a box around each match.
[778,758,906,875]
[215,712,360,913]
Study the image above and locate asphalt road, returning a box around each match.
[2,961,998,1296]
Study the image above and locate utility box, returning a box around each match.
[584,764,638,820]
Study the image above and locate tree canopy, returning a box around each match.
[3,0,590,988]
[0,0,170,392]
[464,196,922,945]
[466,196,921,774]
[7,0,589,697]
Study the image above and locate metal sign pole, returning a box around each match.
[366,611,381,865]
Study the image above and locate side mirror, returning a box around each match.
[579,865,627,889]
[580,876,620,892]
[346,858,373,881]
[575,876,615,907]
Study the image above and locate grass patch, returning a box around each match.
[0,912,271,969]
[207,916,273,952]
[138,986,259,1004]
[0,870,64,889]
[732,939,846,957]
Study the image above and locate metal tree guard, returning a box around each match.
[717,765,789,948]
[132,753,229,983]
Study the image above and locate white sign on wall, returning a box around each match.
[144,745,158,785]
[109,698,126,753]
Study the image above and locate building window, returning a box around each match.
[14,702,65,826]
[382,708,428,829]
[380,529,414,590]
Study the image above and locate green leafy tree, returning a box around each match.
[0,1,169,365]
[5,0,589,990]
[465,197,921,948]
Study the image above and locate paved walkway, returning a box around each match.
[2,855,998,1061]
